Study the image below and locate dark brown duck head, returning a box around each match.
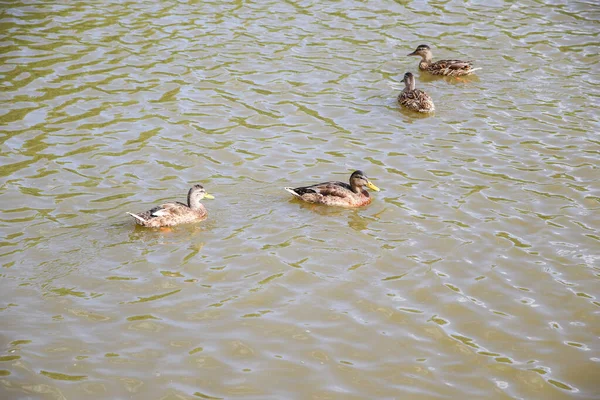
[400,72,416,91]
[349,170,380,193]
[407,44,432,61]
[187,184,214,209]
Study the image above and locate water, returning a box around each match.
[1,1,599,399]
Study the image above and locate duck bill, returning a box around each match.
[407,51,418,56]
[366,181,380,191]
[204,193,215,199]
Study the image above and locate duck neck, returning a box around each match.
[350,183,362,194]
[188,192,206,211]
[419,52,432,69]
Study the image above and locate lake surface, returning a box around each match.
[1,1,599,399]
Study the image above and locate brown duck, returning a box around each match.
[398,72,435,113]
[127,184,214,228]
[408,44,480,77]
[285,170,380,207]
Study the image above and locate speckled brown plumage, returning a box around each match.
[285,170,380,208]
[408,44,480,77]
[127,184,213,228]
[398,72,435,113]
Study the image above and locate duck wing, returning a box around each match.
[432,59,473,70]
[150,201,189,217]
[399,89,435,112]
[297,181,353,198]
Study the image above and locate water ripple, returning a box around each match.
[1,0,599,399]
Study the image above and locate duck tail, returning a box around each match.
[127,212,146,223]
[284,187,301,198]
[469,67,482,73]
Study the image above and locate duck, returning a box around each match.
[398,72,435,113]
[127,184,214,228]
[407,44,479,77]
[285,170,380,207]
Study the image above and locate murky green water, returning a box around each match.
[1,1,599,399]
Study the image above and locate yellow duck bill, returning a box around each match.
[366,181,380,191]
